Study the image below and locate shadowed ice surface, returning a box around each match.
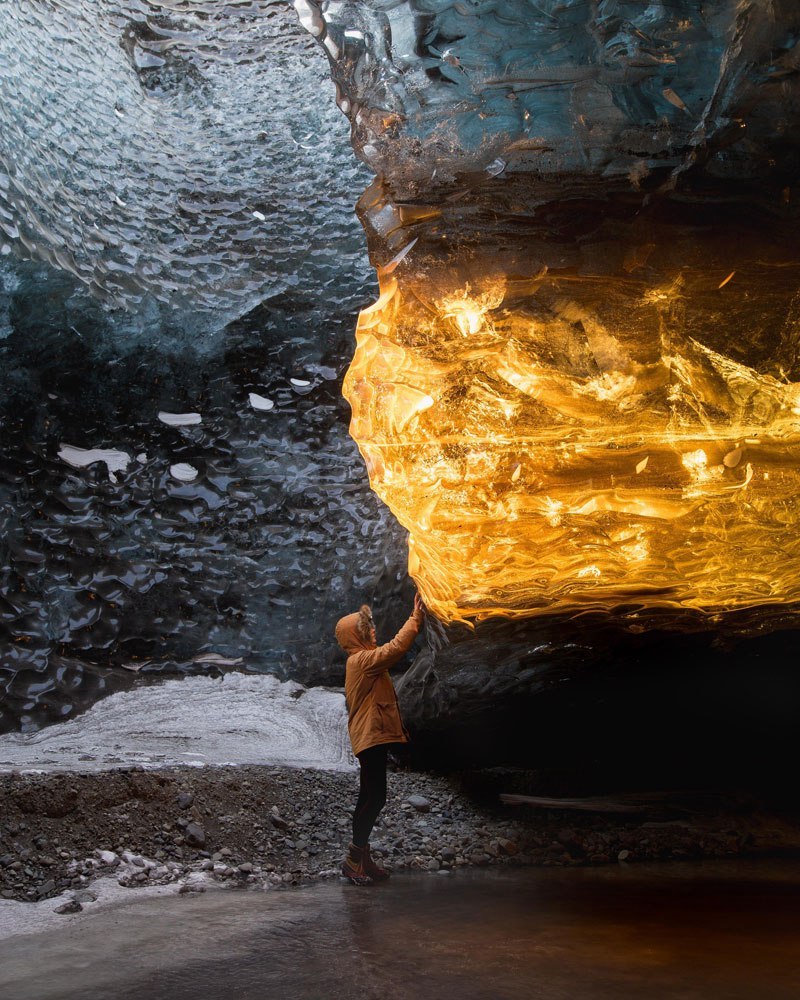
[1,862,799,1000]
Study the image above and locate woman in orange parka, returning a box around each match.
[334,593,424,885]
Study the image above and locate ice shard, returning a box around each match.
[300,0,800,630]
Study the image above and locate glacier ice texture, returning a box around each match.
[300,0,800,627]
[297,1,800,770]
[0,4,415,734]
[2,0,800,760]
[0,249,419,734]
[299,0,800,196]
[0,0,368,320]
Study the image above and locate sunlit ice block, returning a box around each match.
[343,203,800,625]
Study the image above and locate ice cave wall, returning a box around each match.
[0,1,414,734]
[295,1,800,769]
[2,0,800,750]
[297,0,800,196]
[299,0,800,625]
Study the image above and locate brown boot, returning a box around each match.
[362,844,390,881]
[341,843,373,886]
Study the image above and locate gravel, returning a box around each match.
[1,764,798,903]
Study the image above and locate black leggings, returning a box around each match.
[352,744,388,848]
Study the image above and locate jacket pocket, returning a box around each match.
[374,700,401,739]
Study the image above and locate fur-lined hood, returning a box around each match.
[335,605,375,654]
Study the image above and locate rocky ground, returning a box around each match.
[2,763,800,911]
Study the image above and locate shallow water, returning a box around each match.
[2,861,799,1000]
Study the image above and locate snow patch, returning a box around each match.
[158,412,202,426]
[0,674,355,774]
[170,463,198,482]
[249,392,275,411]
[58,445,131,474]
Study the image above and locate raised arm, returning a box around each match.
[362,595,425,678]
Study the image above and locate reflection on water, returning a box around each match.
[2,861,799,1000]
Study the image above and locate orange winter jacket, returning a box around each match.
[335,611,421,757]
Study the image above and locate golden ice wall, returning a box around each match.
[344,198,800,624]
[299,0,800,627]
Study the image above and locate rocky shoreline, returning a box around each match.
[2,763,800,911]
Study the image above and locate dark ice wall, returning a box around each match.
[0,3,415,733]
[0,254,419,734]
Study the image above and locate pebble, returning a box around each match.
[36,879,56,896]
[407,795,431,813]
[72,889,98,903]
[0,766,765,904]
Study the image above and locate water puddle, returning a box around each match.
[2,860,799,999]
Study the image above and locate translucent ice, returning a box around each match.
[0,1,369,320]
[299,0,800,196]
[300,2,800,628]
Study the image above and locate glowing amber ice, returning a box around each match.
[343,268,800,625]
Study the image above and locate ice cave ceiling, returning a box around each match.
[301,0,800,626]
[1,0,800,735]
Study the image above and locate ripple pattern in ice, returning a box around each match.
[0,1,367,317]
[0,255,414,735]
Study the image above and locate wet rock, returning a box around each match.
[270,807,290,832]
[178,883,206,894]
[496,838,518,856]
[72,889,98,903]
